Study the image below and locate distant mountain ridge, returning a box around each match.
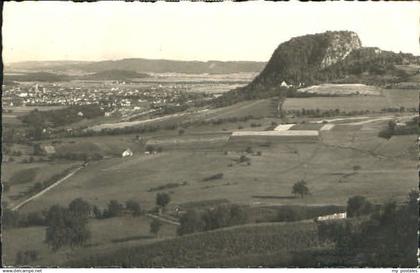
[6,58,266,75]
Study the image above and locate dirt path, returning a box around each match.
[11,166,85,211]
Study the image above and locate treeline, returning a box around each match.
[19,105,104,141]
[177,204,248,235]
[21,105,104,128]
[52,115,259,139]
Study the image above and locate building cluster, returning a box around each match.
[2,81,213,117]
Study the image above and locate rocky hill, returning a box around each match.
[215,31,420,106]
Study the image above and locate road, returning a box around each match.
[11,166,84,211]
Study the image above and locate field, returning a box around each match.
[14,113,417,216]
[67,220,321,267]
[298,83,381,96]
[284,89,418,112]
[2,86,418,267]
[2,215,177,266]
[2,161,81,207]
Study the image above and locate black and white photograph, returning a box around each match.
[1,0,419,268]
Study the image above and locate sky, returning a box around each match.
[3,1,420,64]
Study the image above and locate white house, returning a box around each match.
[316,212,347,222]
[280,81,289,87]
[122,148,133,158]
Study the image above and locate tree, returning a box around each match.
[150,219,162,237]
[2,208,20,229]
[45,201,91,250]
[203,205,231,230]
[177,209,205,236]
[156,193,170,213]
[346,196,372,218]
[125,200,142,216]
[92,205,102,219]
[292,180,310,198]
[105,200,124,218]
[228,204,248,226]
[68,198,91,219]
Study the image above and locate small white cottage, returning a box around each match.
[122,148,133,158]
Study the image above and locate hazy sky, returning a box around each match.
[3,1,420,63]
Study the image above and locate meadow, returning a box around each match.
[2,215,177,266]
[284,89,418,112]
[2,86,418,267]
[16,115,417,216]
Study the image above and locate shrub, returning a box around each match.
[346,196,372,218]
[156,193,171,212]
[202,173,224,182]
[104,200,124,218]
[150,219,162,237]
[125,200,143,216]
[239,155,250,163]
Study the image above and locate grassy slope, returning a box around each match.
[2,161,81,206]
[17,118,417,215]
[284,89,418,112]
[2,215,177,266]
[66,220,321,267]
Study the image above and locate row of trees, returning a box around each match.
[177,204,248,236]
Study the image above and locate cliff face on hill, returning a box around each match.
[250,31,362,88]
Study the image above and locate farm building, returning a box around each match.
[316,212,347,222]
[229,130,319,143]
[42,145,56,155]
[274,124,296,131]
[121,148,133,158]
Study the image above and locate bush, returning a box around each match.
[23,211,46,226]
[346,196,372,218]
[239,155,250,163]
[2,209,21,229]
[245,147,253,154]
[92,205,103,219]
[352,165,361,171]
[277,207,304,222]
[156,193,171,211]
[104,200,124,218]
[125,200,143,216]
[202,173,224,182]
